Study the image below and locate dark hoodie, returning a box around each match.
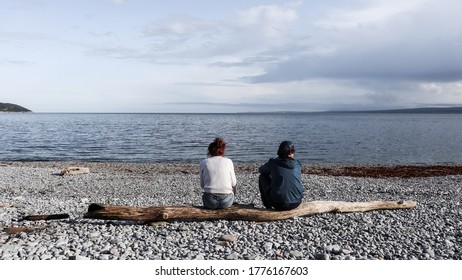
[258,157,304,204]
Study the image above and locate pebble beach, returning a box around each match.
[1,161,461,260]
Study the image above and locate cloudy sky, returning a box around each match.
[1,0,461,113]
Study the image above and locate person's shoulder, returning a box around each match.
[260,157,275,167]
[200,158,209,165]
[292,158,302,167]
[223,157,234,163]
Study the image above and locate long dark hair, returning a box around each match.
[208,137,226,157]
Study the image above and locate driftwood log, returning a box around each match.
[60,167,90,176]
[84,200,417,222]
[22,214,70,221]
[3,227,36,234]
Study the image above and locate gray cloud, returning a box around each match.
[0,58,34,66]
[245,1,462,84]
[165,101,323,111]
[248,41,462,83]
[0,31,52,41]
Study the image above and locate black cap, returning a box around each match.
[278,141,295,154]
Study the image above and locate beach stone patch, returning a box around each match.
[149,221,168,227]
[88,232,100,239]
[425,248,436,258]
[326,244,342,254]
[249,254,264,260]
[200,223,214,230]
[342,248,353,255]
[290,250,303,258]
[216,241,230,247]
[0,212,11,222]
[315,253,330,260]
[178,225,190,231]
[226,252,239,260]
[219,234,237,242]
[194,253,205,260]
[263,242,273,251]
[275,251,284,258]
[1,162,462,260]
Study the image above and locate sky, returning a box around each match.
[1,0,462,113]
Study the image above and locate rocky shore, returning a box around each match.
[1,161,461,260]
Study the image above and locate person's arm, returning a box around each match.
[199,162,205,189]
[230,163,237,187]
[295,159,305,192]
[258,159,271,174]
[229,160,237,194]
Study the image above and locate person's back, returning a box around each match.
[258,141,304,210]
[200,156,236,194]
[200,138,237,209]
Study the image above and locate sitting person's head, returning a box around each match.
[208,137,226,157]
[277,140,295,158]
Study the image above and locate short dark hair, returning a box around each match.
[208,137,226,156]
[277,140,295,158]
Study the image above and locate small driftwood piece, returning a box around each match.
[60,167,90,176]
[22,213,70,221]
[84,200,417,222]
[3,227,35,234]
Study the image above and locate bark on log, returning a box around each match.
[84,200,417,222]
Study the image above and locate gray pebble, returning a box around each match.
[290,250,303,258]
[262,242,273,251]
[226,253,239,260]
[220,234,237,242]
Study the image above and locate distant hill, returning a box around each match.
[242,107,462,115]
[328,107,462,114]
[0,102,32,112]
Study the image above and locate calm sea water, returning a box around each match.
[1,113,462,164]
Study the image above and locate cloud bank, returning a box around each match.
[1,0,461,112]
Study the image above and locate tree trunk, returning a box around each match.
[84,200,417,222]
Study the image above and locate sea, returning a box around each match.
[1,112,462,165]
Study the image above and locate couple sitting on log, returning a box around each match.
[200,138,304,211]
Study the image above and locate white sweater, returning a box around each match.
[200,156,237,194]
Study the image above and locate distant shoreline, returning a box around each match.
[4,105,462,114]
[327,107,462,114]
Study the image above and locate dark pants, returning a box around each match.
[258,174,301,211]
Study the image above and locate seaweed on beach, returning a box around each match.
[2,161,462,178]
[304,165,462,178]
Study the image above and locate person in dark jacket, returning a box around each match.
[258,141,304,211]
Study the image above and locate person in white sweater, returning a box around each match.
[200,138,237,209]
